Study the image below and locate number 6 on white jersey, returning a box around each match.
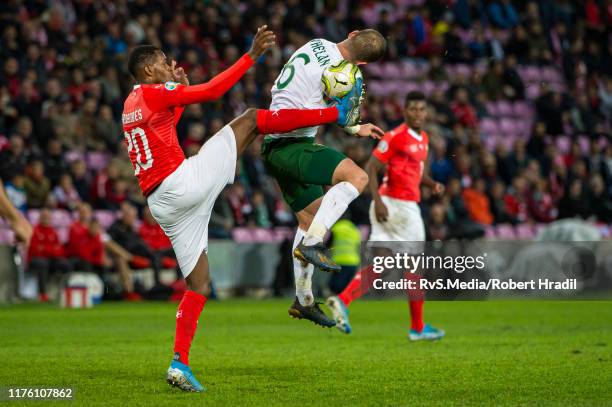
[125,127,153,175]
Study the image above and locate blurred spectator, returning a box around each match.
[209,189,235,238]
[0,136,28,181]
[251,189,272,228]
[558,179,589,219]
[139,206,178,271]
[504,176,529,223]
[52,173,81,211]
[462,178,493,225]
[70,159,91,201]
[95,105,122,153]
[28,208,70,302]
[43,139,69,185]
[528,178,557,223]
[587,174,612,223]
[427,202,450,240]
[226,182,252,227]
[5,174,27,213]
[450,88,478,129]
[328,217,361,294]
[487,0,519,29]
[182,122,206,151]
[24,160,51,208]
[490,180,518,224]
[108,202,163,286]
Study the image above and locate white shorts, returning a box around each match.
[369,196,425,252]
[147,125,237,277]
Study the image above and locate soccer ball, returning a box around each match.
[321,60,362,99]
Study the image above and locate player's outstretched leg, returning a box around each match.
[166,253,210,392]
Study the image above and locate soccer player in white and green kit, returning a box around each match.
[261,30,387,326]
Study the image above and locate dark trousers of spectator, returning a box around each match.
[126,242,166,285]
[329,265,358,295]
[153,248,182,280]
[29,257,71,295]
[69,258,104,273]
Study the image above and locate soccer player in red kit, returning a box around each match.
[327,91,446,340]
[122,26,367,392]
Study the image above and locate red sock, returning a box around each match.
[409,299,424,332]
[174,290,207,365]
[256,107,338,134]
[404,271,425,332]
[338,265,376,306]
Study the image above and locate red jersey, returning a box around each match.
[28,224,65,261]
[373,123,429,202]
[66,221,88,258]
[139,221,172,251]
[121,54,254,196]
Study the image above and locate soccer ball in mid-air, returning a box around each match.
[321,60,362,99]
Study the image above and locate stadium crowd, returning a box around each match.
[0,0,610,293]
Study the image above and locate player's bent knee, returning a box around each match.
[188,280,211,297]
[350,169,369,193]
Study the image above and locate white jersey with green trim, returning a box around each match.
[268,38,343,139]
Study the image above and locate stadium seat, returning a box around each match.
[0,228,14,244]
[555,136,571,154]
[515,223,535,239]
[578,136,590,154]
[26,209,40,225]
[93,210,116,230]
[485,102,499,117]
[400,61,419,78]
[86,152,111,172]
[367,80,385,96]
[364,63,383,78]
[381,63,403,79]
[485,226,497,239]
[526,85,541,99]
[480,118,500,135]
[51,210,73,228]
[497,101,513,117]
[231,228,254,243]
[251,228,277,242]
[273,227,295,242]
[495,224,516,240]
[64,150,85,163]
[512,101,531,118]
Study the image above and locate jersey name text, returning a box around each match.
[122,109,143,125]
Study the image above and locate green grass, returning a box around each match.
[0,300,611,406]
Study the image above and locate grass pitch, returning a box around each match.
[0,299,611,406]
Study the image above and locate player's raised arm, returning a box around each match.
[130,26,275,109]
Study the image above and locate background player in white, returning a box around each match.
[261,30,387,326]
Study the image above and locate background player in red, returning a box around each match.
[123,25,364,392]
[327,91,446,340]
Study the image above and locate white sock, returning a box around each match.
[303,181,360,246]
[293,228,314,306]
